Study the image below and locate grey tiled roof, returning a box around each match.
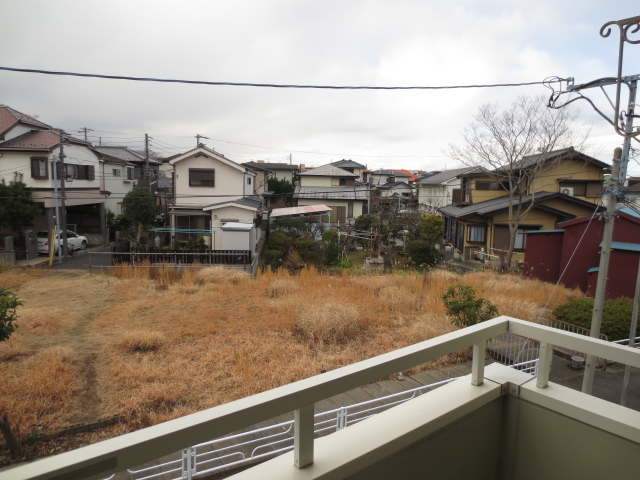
[415,167,478,185]
[294,185,370,201]
[95,146,161,165]
[204,196,263,209]
[243,161,298,171]
[332,159,366,169]
[370,169,410,177]
[439,191,600,219]
[299,164,358,177]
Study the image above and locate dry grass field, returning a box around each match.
[0,265,585,463]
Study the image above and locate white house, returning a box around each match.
[416,167,481,214]
[294,163,369,224]
[169,145,262,250]
[0,105,107,236]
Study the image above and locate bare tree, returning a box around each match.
[449,95,589,270]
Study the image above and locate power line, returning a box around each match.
[0,66,557,91]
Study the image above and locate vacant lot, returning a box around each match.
[0,265,584,462]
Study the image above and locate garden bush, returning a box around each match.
[441,285,498,328]
[552,297,634,341]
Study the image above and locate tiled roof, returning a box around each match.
[0,105,51,136]
[298,164,358,177]
[377,181,411,189]
[243,161,299,171]
[332,159,366,169]
[415,167,478,185]
[94,146,161,165]
[370,169,410,177]
[204,196,263,210]
[294,185,369,201]
[440,191,602,220]
[0,130,89,150]
[392,169,419,182]
[498,147,610,172]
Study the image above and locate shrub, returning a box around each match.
[441,285,498,328]
[406,240,441,267]
[262,250,284,270]
[0,288,22,341]
[552,297,634,341]
[322,230,340,265]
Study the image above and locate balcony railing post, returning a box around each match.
[294,404,314,469]
[536,342,552,389]
[471,342,485,386]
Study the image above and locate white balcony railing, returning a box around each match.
[4,316,640,480]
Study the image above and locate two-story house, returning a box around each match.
[439,148,610,263]
[0,105,107,237]
[293,163,370,224]
[369,169,411,186]
[242,161,299,182]
[416,167,480,214]
[331,159,369,183]
[169,145,262,250]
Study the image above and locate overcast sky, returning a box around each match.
[1,1,639,175]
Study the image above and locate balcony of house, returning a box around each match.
[451,188,473,206]
[4,317,640,480]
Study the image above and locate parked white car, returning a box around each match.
[37,230,88,255]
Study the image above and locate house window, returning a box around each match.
[127,167,135,180]
[31,157,48,179]
[476,181,502,191]
[70,164,95,180]
[112,168,121,177]
[247,177,252,185]
[189,168,215,187]
[348,202,354,218]
[467,225,486,243]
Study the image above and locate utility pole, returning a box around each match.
[59,136,69,260]
[51,152,62,264]
[78,127,93,142]
[144,133,150,191]
[195,134,209,147]
[548,16,639,395]
[582,148,620,394]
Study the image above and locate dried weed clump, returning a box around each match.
[0,336,31,361]
[404,313,456,344]
[115,331,166,353]
[269,279,300,297]
[0,346,79,437]
[196,266,250,285]
[298,303,362,344]
[19,307,69,336]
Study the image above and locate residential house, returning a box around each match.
[242,162,271,196]
[294,163,369,223]
[369,169,411,186]
[242,161,299,182]
[98,155,135,216]
[0,105,107,238]
[416,167,478,214]
[169,145,263,250]
[94,145,163,188]
[331,159,369,183]
[439,148,610,263]
[524,206,640,298]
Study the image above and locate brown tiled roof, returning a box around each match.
[0,105,51,136]
[0,130,89,151]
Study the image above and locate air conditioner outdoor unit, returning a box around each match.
[560,187,574,196]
